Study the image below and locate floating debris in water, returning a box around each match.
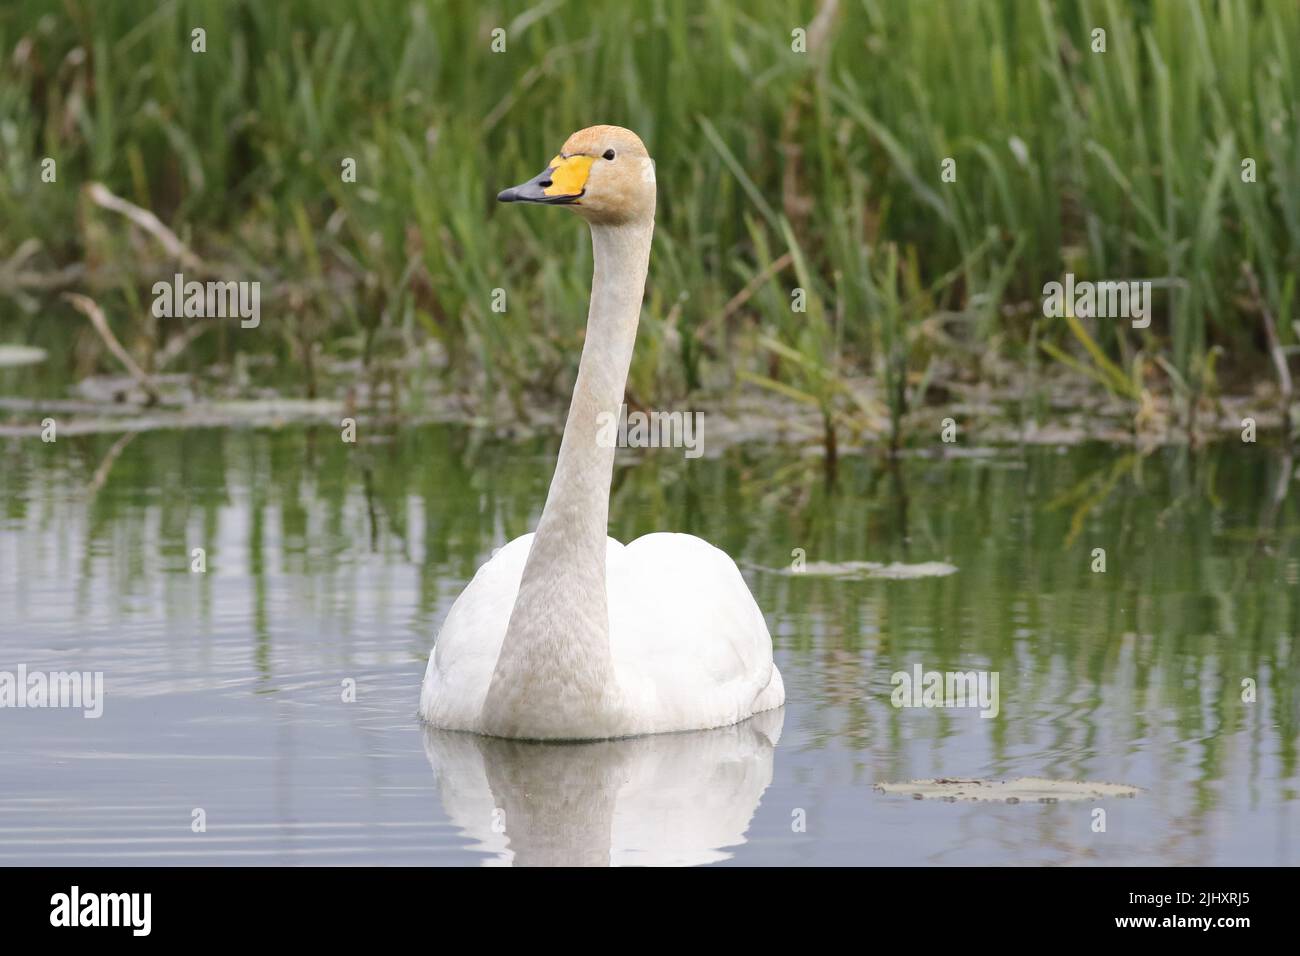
[773,559,958,580]
[0,345,47,368]
[0,397,345,437]
[874,777,1140,802]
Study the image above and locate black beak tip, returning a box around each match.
[497,188,517,203]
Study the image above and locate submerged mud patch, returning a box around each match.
[874,777,1140,803]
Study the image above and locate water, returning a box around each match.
[1,425,1297,865]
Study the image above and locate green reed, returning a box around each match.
[0,0,1296,432]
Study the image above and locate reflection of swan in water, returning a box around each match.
[422,709,783,866]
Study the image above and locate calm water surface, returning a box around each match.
[1,425,1297,865]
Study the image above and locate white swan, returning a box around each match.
[419,125,784,739]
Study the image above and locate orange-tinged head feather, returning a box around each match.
[559,125,649,159]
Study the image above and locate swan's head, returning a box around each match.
[497,125,655,225]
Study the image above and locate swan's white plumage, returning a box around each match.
[419,532,784,737]
[419,125,784,740]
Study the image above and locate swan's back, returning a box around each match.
[607,533,782,734]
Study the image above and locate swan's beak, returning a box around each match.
[497,154,594,205]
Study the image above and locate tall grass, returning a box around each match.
[0,0,1296,428]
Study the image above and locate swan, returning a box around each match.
[419,125,784,739]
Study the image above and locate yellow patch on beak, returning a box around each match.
[544,154,594,198]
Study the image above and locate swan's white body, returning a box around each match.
[419,125,783,739]
[420,531,785,737]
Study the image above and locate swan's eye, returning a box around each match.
[602,149,616,161]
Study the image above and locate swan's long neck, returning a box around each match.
[481,218,653,739]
